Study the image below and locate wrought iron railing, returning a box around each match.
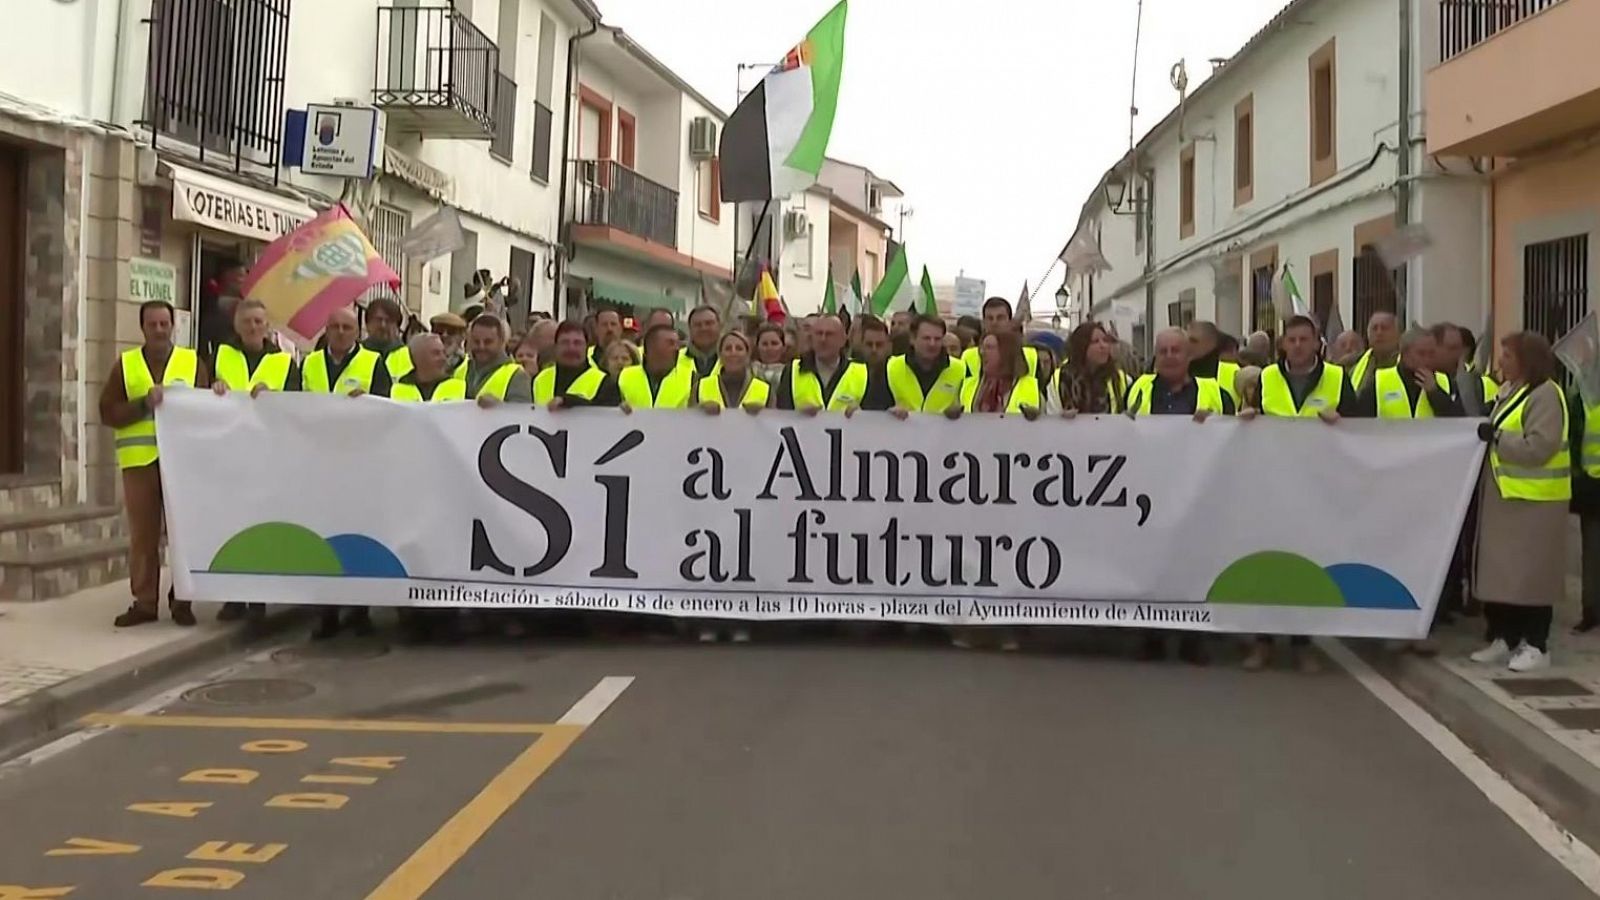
[1440,0,1565,60]
[142,0,291,178]
[375,5,499,136]
[571,160,679,249]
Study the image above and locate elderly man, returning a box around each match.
[391,333,466,403]
[459,313,532,406]
[1186,321,1241,406]
[590,307,625,369]
[430,312,468,372]
[525,316,558,371]
[537,320,622,408]
[1354,328,1462,419]
[887,315,967,416]
[1330,329,1366,368]
[1240,330,1274,368]
[1349,311,1400,391]
[305,307,386,397]
[619,324,694,410]
[681,305,723,377]
[776,313,869,413]
[1433,321,1498,417]
[101,300,207,628]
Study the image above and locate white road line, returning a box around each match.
[1320,637,1600,895]
[557,676,634,727]
[0,646,284,778]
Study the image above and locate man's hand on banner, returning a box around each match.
[250,384,270,399]
[889,407,909,420]
[1020,405,1040,422]
[1060,407,1078,420]
[477,394,500,409]
[1238,407,1259,422]
[800,404,822,417]
[619,402,634,415]
[1318,408,1341,425]
[742,403,763,416]
[843,403,860,419]
[943,406,962,421]
[1193,409,1212,424]
[548,397,567,412]
[700,401,722,416]
[347,389,366,398]
[1478,421,1497,443]
[212,382,230,397]
[147,385,165,409]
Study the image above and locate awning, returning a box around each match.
[167,164,316,243]
[588,278,684,313]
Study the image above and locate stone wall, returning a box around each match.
[82,138,139,507]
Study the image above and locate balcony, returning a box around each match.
[1428,0,1600,156]
[570,160,679,249]
[141,0,291,179]
[374,5,499,140]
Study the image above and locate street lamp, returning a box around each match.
[1104,171,1129,212]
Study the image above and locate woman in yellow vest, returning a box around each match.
[1051,321,1131,416]
[1471,331,1571,673]
[948,330,1042,419]
[696,331,771,414]
[619,325,696,411]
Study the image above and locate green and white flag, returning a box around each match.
[849,271,864,313]
[719,2,848,202]
[870,244,910,316]
[919,266,938,316]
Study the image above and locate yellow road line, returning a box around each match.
[79,713,554,735]
[364,725,585,900]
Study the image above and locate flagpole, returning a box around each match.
[735,198,774,318]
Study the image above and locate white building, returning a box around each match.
[1061,0,1484,355]
[561,25,735,321]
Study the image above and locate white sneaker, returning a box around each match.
[697,628,718,643]
[1508,644,1550,673]
[730,627,752,644]
[1470,639,1511,664]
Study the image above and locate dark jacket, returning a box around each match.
[1571,392,1600,516]
[1352,366,1462,418]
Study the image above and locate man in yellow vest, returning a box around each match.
[363,296,411,382]
[681,305,722,378]
[1186,320,1242,406]
[1348,311,1400,393]
[619,324,695,410]
[1571,390,1600,632]
[1353,328,1463,419]
[539,320,622,408]
[1254,315,1360,421]
[590,307,625,370]
[1433,321,1498,416]
[458,313,531,407]
[775,313,869,414]
[304,306,386,398]
[99,300,206,628]
[887,315,966,417]
[961,298,1040,379]
[390,333,468,403]
[211,298,297,623]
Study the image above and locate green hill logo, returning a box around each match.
[208,522,408,579]
[1207,551,1417,610]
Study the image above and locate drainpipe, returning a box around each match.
[552,12,602,317]
[1396,0,1414,325]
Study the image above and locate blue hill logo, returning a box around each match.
[1207,551,1418,610]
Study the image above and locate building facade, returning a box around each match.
[1062,0,1485,355]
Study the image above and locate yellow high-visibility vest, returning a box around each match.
[696,372,771,409]
[383,346,413,381]
[302,347,379,395]
[962,345,1038,379]
[1373,367,1451,419]
[959,374,1042,413]
[1215,360,1241,404]
[618,364,695,409]
[1584,402,1600,479]
[390,379,467,403]
[886,354,965,413]
[1125,374,1225,416]
[533,365,607,404]
[1490,382,1571,502]
[214,344,291,391]
[466,360,524,401]
[1259,362,1345,418]
[790,359,869,411]
[115,346,198,469]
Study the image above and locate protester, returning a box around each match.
[365,297,412,381]
[1349,311,1400,391]
[1187,321,1242,406]
[601,339,638,378]
[942,331,963,358]
[389,332,466,403]
[1330,329,1365,368]
[1240,331,1274,368]
[1254,315,1359,420]
[1433,322,1498,417]
[536,321,620,407]
[886,315,966,416]
[1218,333,1241,364]
[1572,389,1600,633]
[514,331,542,376]
[775,313,869,414]
[1471,332,1571,672]
[697,330,771,413]
[955,315,983,351]
[1052,321,1131,416]
[101,300,205,628]
[526,316,558,371]
[591,307,625,369]
[456,314,532,407]
[890,309,913,356]
[643,307,676,334]
[950,329,1042,418]
[856,314,893,368]
[683,306,722,377]
[962,297,1039,378]
[795,314,816,358]
[620,325,695,410]
[1354,328,1462,419]
[752,322,789,384]
[430,311,468,371]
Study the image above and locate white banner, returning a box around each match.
[157,393,1486,638]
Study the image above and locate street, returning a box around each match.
[0,627,1594,900]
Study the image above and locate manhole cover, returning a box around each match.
[272,642,391,663]
[182,679,316,706]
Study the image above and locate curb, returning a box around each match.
[0,608,308,757]
[1365,643,1600,851]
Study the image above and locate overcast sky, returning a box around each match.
[593,0,1291,304]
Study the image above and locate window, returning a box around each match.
[530,13,556,182]
[794,225,815,279]
[1353,246,1402,332]
[1179,145,1196,239]
[1523,234,1589,350]
[508,245,537,331]
[698,158,721,222]
[617,109,636,169]
[865,250,880,290]
[1250,246,1278,337]
[1310,249,1339,334]
[1234,95,1254,207]
[1169,289,1196,327]
[363,205,409,306]
[1309,39,1337,185]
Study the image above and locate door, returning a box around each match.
[0,146,21,474]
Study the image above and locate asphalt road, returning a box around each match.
[0,623,1592,899]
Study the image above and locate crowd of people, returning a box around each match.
[102,290,1584,676]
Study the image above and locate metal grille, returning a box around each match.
[1441,0,1565,61]
[375,5,499,137]
[1312,272,1335,331]
[364,205,410,306]
[490,71,517,162]
[570,160,679,249]
[1353,246,1402,333]
[1523,234,1589,348]
[1250,264,1276,336]
[142,0,291,179]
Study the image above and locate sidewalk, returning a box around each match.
[0,578,299,752]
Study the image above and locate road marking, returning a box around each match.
[557,676,636,726]
[77,715,553,735]
[1321,638,1600,894]
[364,675,633,900]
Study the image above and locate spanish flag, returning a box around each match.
[241,204,401,342]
